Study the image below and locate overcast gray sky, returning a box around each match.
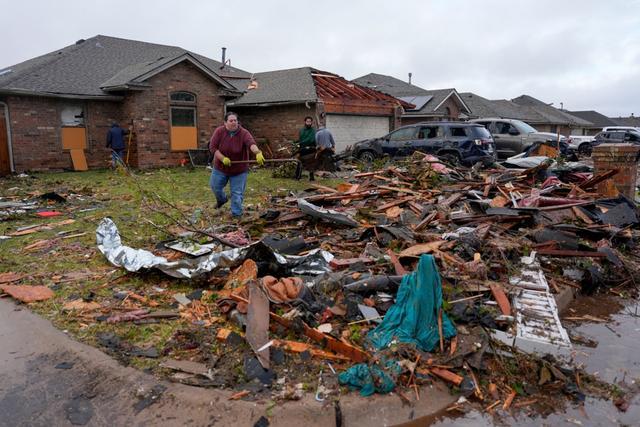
[1,0,639,116]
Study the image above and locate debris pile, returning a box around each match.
[85,152,640,414]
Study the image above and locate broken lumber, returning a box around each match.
[228,295,370,362]
[489,284,511,316]
[536,249,607,258]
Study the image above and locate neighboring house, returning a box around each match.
[0,35,250,173]
[566,110,620,135]
[460,92,593,136]
[610,115,640,128]
[227,68,410,153]
[510,95,592,135]
[352,73,471,125]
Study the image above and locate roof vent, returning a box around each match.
[76,39,86,45]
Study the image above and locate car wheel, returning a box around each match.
[578,143,592,157]
[358,151,376,163]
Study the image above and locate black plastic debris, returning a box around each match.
[40,192,67,203]
[244,355,275,386]
[262,235,308,255]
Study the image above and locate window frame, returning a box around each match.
[170,106,197,128]
[169,91,197,104]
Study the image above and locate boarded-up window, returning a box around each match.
[169,92,197,151]
[60,105,84,126]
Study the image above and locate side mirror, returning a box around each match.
[508,128,519,136]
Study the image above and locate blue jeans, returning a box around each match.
[210,169,248,217]
[111,149,125,168]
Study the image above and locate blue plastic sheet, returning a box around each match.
[367,254,456,351]
[338,359,401,396]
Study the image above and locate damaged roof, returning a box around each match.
[228,67,411,109]
[0,35,250,98]
[353,73,470,116]
[227,67,318,106]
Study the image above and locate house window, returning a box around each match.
[444,107,451,119]
[171,107,196,127]
[170,92,196,103]
[60,103,87,152]
[549,125,558,133]
[60,104,85,127]
[169,91,197,151]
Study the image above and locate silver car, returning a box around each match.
[470,118,566,159]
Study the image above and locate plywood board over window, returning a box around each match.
[170,106,197,150]
[61,127,87,150]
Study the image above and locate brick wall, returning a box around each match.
[232,104,317,156]
[5,95,122,171]
[592,143,640,199]
[121,61,226,168]
[5,60,227,172]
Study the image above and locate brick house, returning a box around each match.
[566,110,619,135]
[352,73,471,125]
[461,92,593,136]
[0,35,250,174]
[227,68,411,154]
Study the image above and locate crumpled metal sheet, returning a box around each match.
[298,199,359,227]
[96,218,333,279]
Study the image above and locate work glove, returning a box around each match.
[256,151,265,166]
[222,157,231,167]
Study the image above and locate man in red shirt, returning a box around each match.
[209,112,265,217]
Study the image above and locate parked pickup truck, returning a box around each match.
[470,118,568,159]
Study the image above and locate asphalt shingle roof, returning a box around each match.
[0,35,251,98]
[512,95,592,126]
[226,67,318,106]
[610,116,640,127]
[353,73,467,115]
[567,110,618,128]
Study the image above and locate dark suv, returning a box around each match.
[350,122,496,166]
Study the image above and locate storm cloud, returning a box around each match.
[1,0,638,116]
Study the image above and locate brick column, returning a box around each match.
[592,143,640,199]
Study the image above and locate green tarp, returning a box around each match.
[367,254,456,351]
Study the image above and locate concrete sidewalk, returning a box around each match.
[0,298,455,426]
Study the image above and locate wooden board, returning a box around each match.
[69,149,88,171]
[61,127,87,150]
[170,126,198,151]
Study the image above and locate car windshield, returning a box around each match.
[513,120,538,134]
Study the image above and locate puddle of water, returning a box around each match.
[568,296,640,384]
[426,395,640,426]
[410,294,640,426]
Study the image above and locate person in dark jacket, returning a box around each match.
[106,123,128,168]
[295,116,317,181]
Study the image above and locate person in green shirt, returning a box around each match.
[296,116,317,181]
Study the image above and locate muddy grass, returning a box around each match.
[0,167,338,375]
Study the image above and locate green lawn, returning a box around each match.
[0,167,340,367]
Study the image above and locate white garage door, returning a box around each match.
[326,114,390,153]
